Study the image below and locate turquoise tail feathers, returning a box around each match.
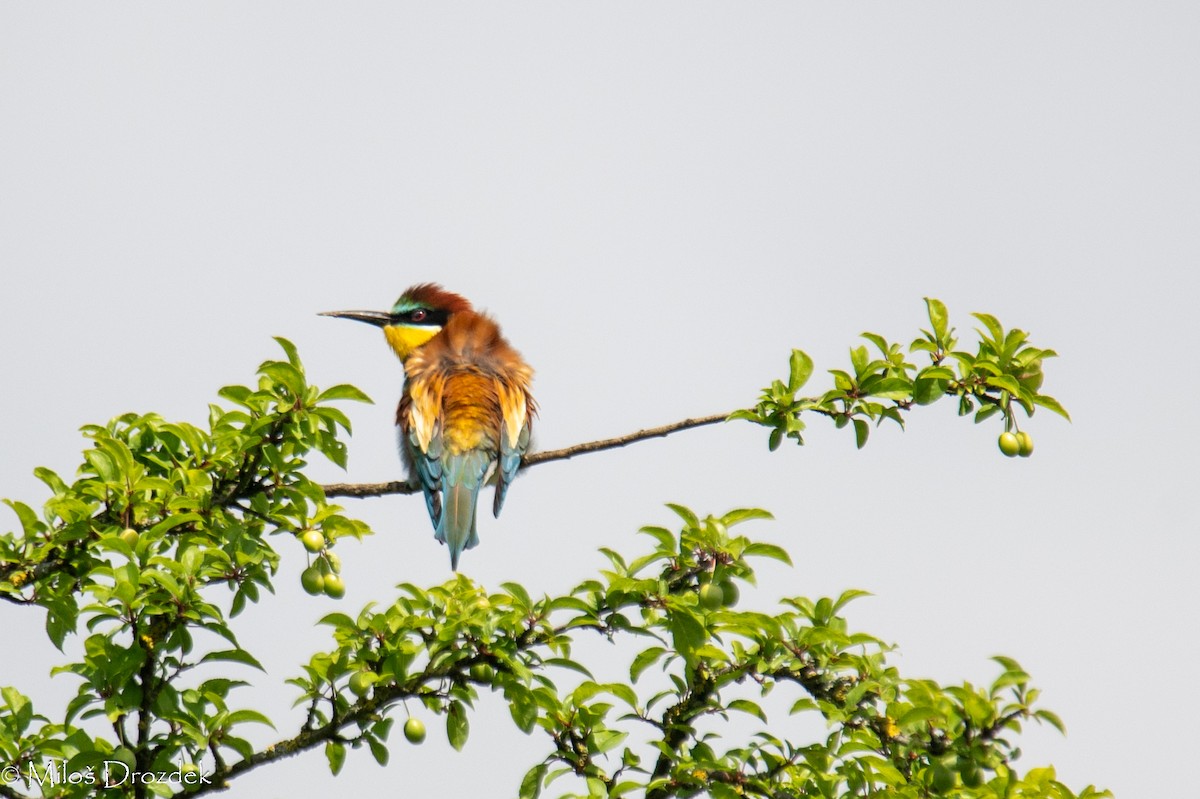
[434,450,489,571]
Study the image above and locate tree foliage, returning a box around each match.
[0,302,1104,798]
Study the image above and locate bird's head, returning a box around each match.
[321,283,473,361]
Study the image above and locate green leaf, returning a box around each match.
[317,612,357,631]
[912,377,946,405]
[83,448,118,482]
[986,375,1022,395]
[831,588,871,613]
[974,405,1003,424]
[972,359,1001,377]
[728,698,767,721]
[925,298,949,340]
[630,647,667,683]
[743,542,793,565]
[218,385,253,406]
[603,683,640,710]
[860,376,912,400]
[637,526,676,551]
[1002,328,1029,361]
[258,361,306,396]
[860,332,889,356]
[850,345,869,377]
[830,369,855,392]
[506,685,539,734]
[502,581,533,609]
[919,366,955,380]
[897,707,943,727]
[199,649,266,672]
[853,418,869,449]
[273,336,302,367]
[665,504,699,528]
[570,681,605,704]
[1033,394,1071,421]
[33,466,68,494]
[325,740,346,775]
[447,701,469,751]
[628,551,669,576]
[545,595,593,614]
[317,384,373,404]
[592,730,629,754]
[720,508,774,527]
[787,349,814,392]
[1035,708,1067,734]
[543,657,594,680]
[224,709,276,729]
[148,512,204,538]
[2,500,40,536]
[43,597,77,651]
[879,406,905,429]
[368,736,388,766]
[668,610,706,665]
[972,312,1004,344]
[520,763,548,799]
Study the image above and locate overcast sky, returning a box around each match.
[2,4,1197,797]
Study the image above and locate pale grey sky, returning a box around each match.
[2,3,1198,797]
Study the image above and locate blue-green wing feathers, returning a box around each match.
[438,450,490,570]
[494,420,531,518]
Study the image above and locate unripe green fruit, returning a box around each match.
[110,747,137,770]
[718,580,740,608]
[348,670,374,697]
[957,757,984,788]
[323,574,346,599]
[1016,431,1034,457]
[930,762,956,793]
[301,530,326,553]
[468,663,494,683]
[119,528,139,547]
[403,717,426,744]
[698,582,725,610]
[998,432,1020,457]
[301,567,325,595]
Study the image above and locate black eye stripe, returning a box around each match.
[391,308,449,327]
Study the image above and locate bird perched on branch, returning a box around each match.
[322,284,535,570]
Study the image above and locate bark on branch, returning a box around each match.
[321,411,733,499]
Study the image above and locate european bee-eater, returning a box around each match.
[322,284,535,570]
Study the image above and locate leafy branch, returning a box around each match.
[0,300,1090,799]
[731,297,1068,452]
[321,297,1070,501]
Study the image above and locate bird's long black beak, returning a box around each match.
[319,310,393,327]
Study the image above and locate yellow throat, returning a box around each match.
[384,324,441,361]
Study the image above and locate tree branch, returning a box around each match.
[173,618,563,799]
[321,412,733,499]
[646,663,718,799]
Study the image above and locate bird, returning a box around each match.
[321,284,535,570]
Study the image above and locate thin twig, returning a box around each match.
[321,411,734,499]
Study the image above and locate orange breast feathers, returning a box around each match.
[398,312,535,456]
